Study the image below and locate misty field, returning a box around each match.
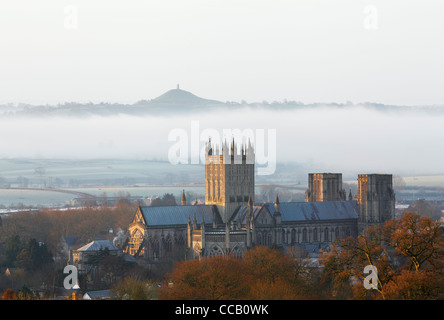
[0,157,443,208]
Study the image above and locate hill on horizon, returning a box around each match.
[1,86,444,118]
[152,85,223,106]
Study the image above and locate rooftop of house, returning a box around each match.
[76,240,120,252]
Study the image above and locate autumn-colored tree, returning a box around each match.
[2,289,18,300]
[242,246,293,282]
[110,277,157,300]
[381,212,444,271]
[158,246,322,300]
[242,246,308,299]
[0,204,136,257]
[158,255,251,300]
[321,212,444,300]
[17,286,38,300]
[247,277,301,300]
[384,269,442,300]
[322,226,396,299]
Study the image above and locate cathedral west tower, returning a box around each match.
[357,174,395,232]
[305,173,346,202]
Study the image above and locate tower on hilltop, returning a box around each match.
[205,138,255,223]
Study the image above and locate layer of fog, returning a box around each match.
[0,106,443,177]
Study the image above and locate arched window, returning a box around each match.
[324,228,329,242]
[152,239,160,259]
[209,245,224,257]
[281,230,286,244]
[313,228,318,242]
[291,229,296,245]
[302,229,307,243]
[163,235,172,252]
[232,246,243,258]
[177,235,185,246]
[130,229,144,255]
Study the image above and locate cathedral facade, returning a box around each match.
[124,140,395,261]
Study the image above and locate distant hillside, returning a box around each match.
[1,86,444,118]
[152,86,222,106]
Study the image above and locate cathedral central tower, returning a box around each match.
[205,139,255,223]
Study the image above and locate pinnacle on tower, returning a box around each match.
[181,189,187,206]
[201,214,205,229]
[231,137,235,156]
[274,194,281,214]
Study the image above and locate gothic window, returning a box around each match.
[281,230,286,244]
[324,228,329,242]
[152,239,160,259]
[302,228,307,243]
[335,227,339,240]
[209,245,224,257]
[163,235,172,252]
[177,235,185,246]
[313,228,318,242]
[257,232,262,245]
[291,229,296,245]
[231,246,243,258]
[193,242,202,257]
[267,233,272,246]
[130,229,144,256]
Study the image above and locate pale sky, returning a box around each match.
[0,0,443,106]
[1,1,444,177]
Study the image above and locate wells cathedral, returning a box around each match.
[124,140,395,260]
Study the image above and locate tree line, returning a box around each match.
[0,201,138,296]
[158,213,444,300]
[1,204,443,299]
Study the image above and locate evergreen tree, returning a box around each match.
[5,235,24,267]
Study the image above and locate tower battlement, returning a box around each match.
[205,138,255,165]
